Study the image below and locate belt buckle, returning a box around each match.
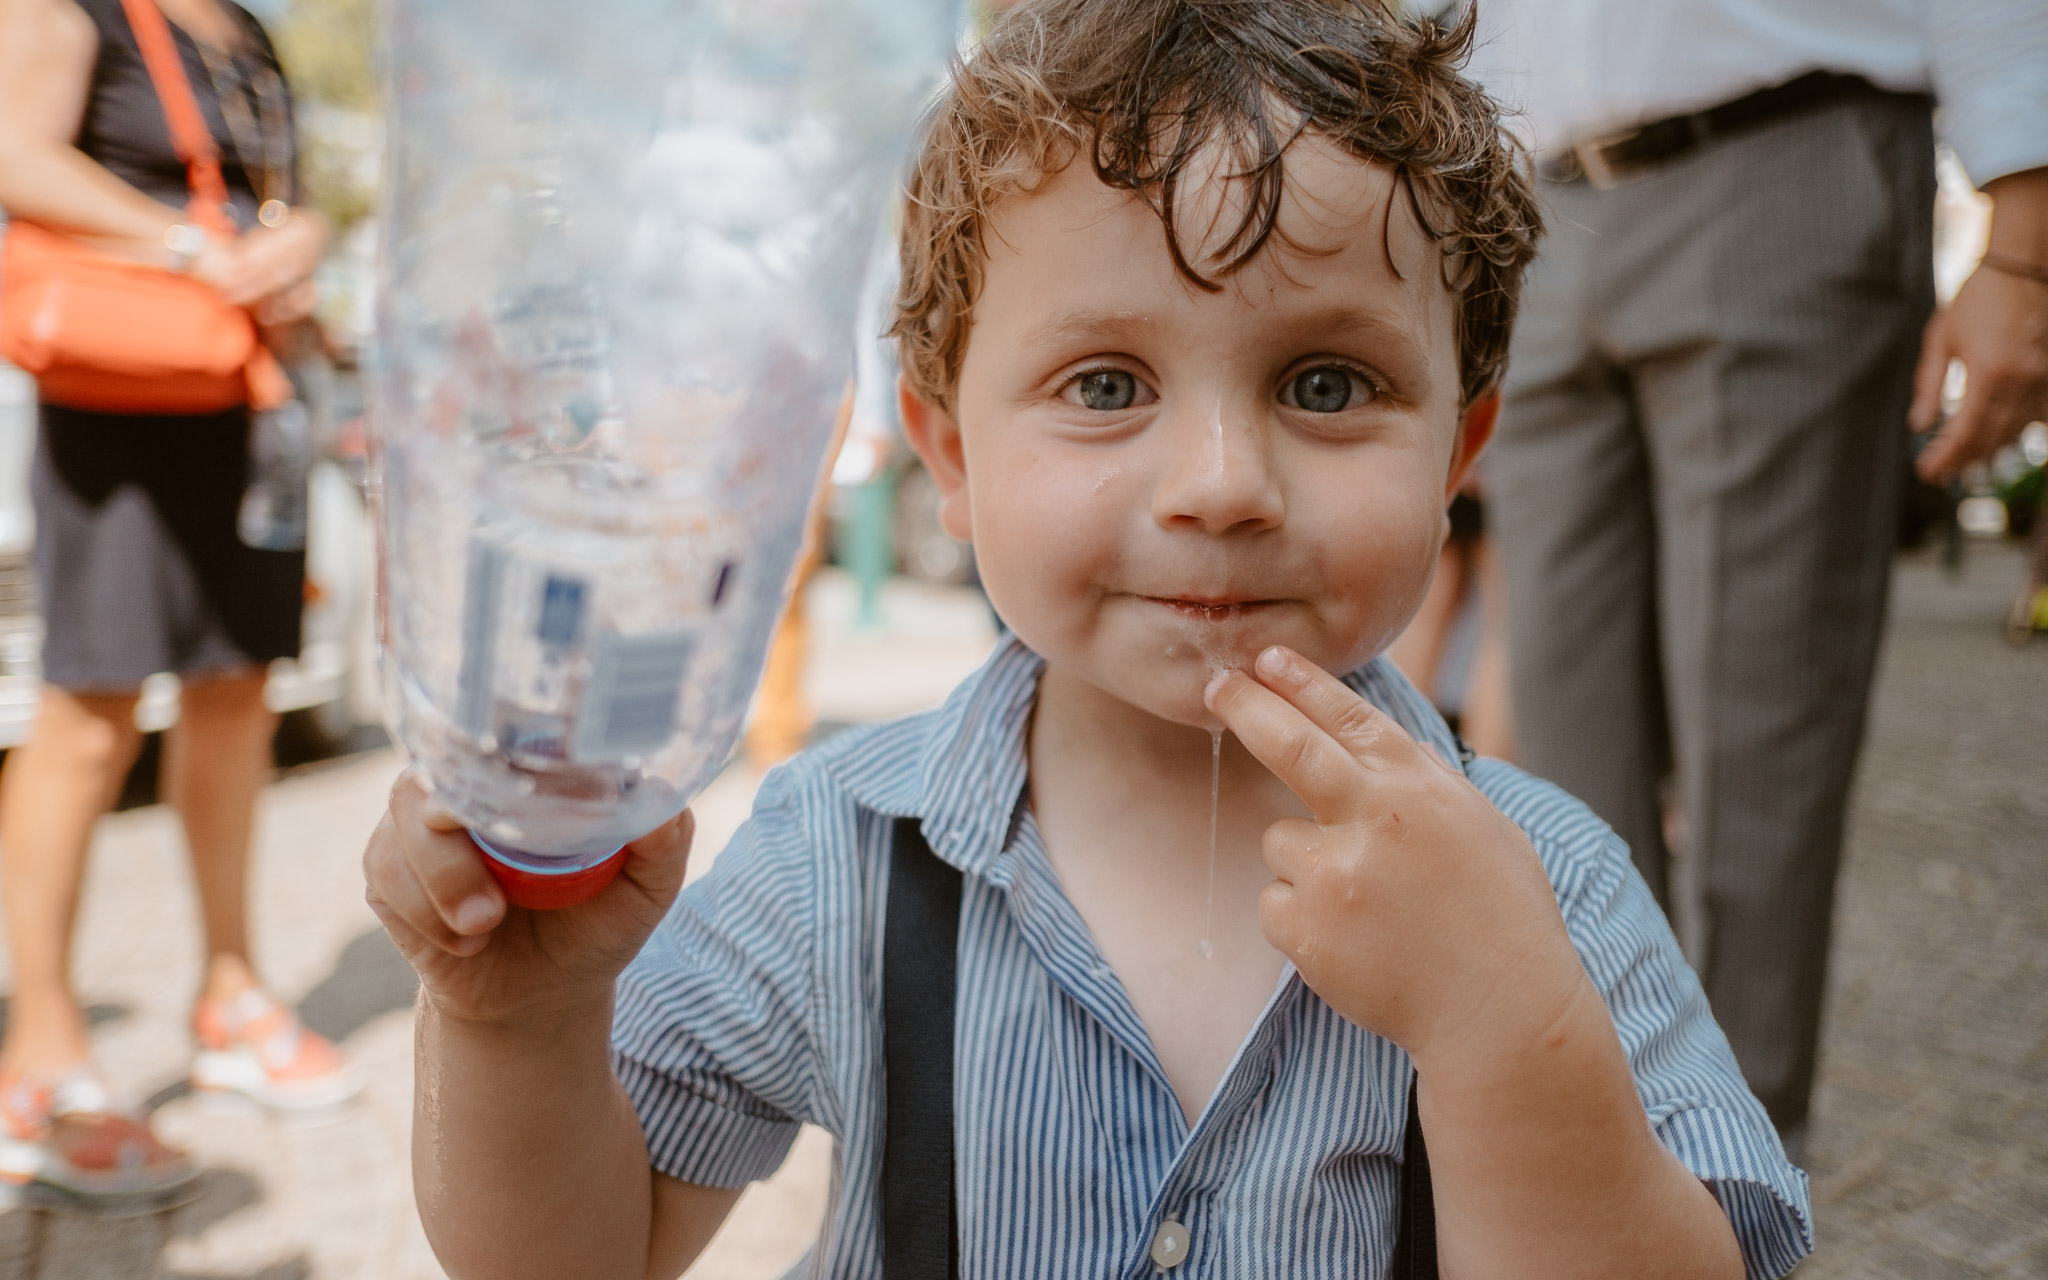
[1573,113,1713,191]
[1571,131,1636,191]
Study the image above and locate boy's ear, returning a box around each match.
[898,378,973,543]
[1445,390,1500,502]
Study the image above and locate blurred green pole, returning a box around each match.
[847,469,896,630]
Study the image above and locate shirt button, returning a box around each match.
[1149,1217,1191,1269]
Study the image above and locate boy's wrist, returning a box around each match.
[419,981,619,1042]
[1405,969,1611,1097]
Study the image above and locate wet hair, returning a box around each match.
[888,0,1542,411]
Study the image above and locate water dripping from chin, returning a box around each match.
[1198,724,1222,960]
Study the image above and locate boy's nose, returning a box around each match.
[1151,399,1285,535]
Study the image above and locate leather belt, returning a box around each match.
[1541,70,1932,189]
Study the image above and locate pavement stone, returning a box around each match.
[0,546,2040,1277]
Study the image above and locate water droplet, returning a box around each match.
[1199,728,1222,962]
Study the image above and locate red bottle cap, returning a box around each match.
[471,835,629,911]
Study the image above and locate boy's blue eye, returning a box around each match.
[1075,370,1139,411]
[1290,366,1355,413]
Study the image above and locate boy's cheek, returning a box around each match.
[1305,520,1444,669]
[968,454,1120,571]
[971,511,1109,643]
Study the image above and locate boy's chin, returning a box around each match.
[1137,687,1230,733]
[1091,662,1247,733]
[1029,615,1342,730]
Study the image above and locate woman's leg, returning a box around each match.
[171,671,358,1109]
[161,670,276,1003]
[0,687,144,1078]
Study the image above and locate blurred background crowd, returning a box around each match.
[0,0,2042,1274]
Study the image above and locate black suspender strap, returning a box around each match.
[1391,1071,1438,1278]
[1389,740,1460,1276]
[880,816,1435,1279]
[882,817,962,1280]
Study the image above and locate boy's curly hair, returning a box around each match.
[889,0,1542,411]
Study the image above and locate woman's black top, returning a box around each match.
[26,1,309,678]
[70,0,294,231]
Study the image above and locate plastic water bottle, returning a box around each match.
[372,0,959,907]
[237,398,311,551]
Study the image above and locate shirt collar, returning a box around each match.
[823,633,1464,878]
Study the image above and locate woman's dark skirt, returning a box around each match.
[32,403,303,694]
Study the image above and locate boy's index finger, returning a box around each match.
[1204,668,1369,825]
[1250,646,1420,771]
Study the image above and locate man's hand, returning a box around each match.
[1913,167,2048,481]
[1202,645,1589,1067]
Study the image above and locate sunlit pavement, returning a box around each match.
[0,547,2040,1277]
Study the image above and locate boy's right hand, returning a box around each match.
[364,771,695,1027]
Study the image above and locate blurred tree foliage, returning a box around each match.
[272,0,380,232]
[274,0,375,110]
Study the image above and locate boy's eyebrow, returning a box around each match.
[1017,309,1161,349]
[1266,303,1433,372]
[1021,303,1434,373]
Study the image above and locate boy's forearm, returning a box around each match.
[413,994,658,1280]
[1415,980,1745,1280]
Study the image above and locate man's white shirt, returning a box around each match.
[1461,0,2048,186]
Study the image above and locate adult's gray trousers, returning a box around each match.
[1487,95,1936,1132]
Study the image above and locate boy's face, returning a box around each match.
[902,136,1496,728]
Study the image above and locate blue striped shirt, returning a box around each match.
[614,638,1812,1278]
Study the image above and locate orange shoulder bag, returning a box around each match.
[0,0,290,414]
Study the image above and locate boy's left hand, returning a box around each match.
[1205,646,1593,1073]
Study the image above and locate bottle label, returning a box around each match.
[573,629,696,760]
[455,539,508,737]
[455,529,699,763]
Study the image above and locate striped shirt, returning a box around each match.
[614,637,1813,1278]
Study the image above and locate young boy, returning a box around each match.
[364,2,1812,1276]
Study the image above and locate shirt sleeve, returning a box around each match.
[611,773,824,1188]
[1470,760,1815,1280]
[1927,0,2048,185]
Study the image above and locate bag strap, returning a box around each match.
[118,0,235,234]
[882,817,961,1280]
[118,0,296,410]
[881,816,1437,1280]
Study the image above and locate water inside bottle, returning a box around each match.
[428,457,738,863]
[425,165,719,866]
[374,0,959,866]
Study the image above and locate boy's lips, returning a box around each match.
[1140,595,1285,622]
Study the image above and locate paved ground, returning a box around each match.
[0,545,2041,1278]
[1799,542,2048,1278]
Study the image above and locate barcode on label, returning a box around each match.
[536,574,587,647]
[454,539,507,737]
[573,630,696,759]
